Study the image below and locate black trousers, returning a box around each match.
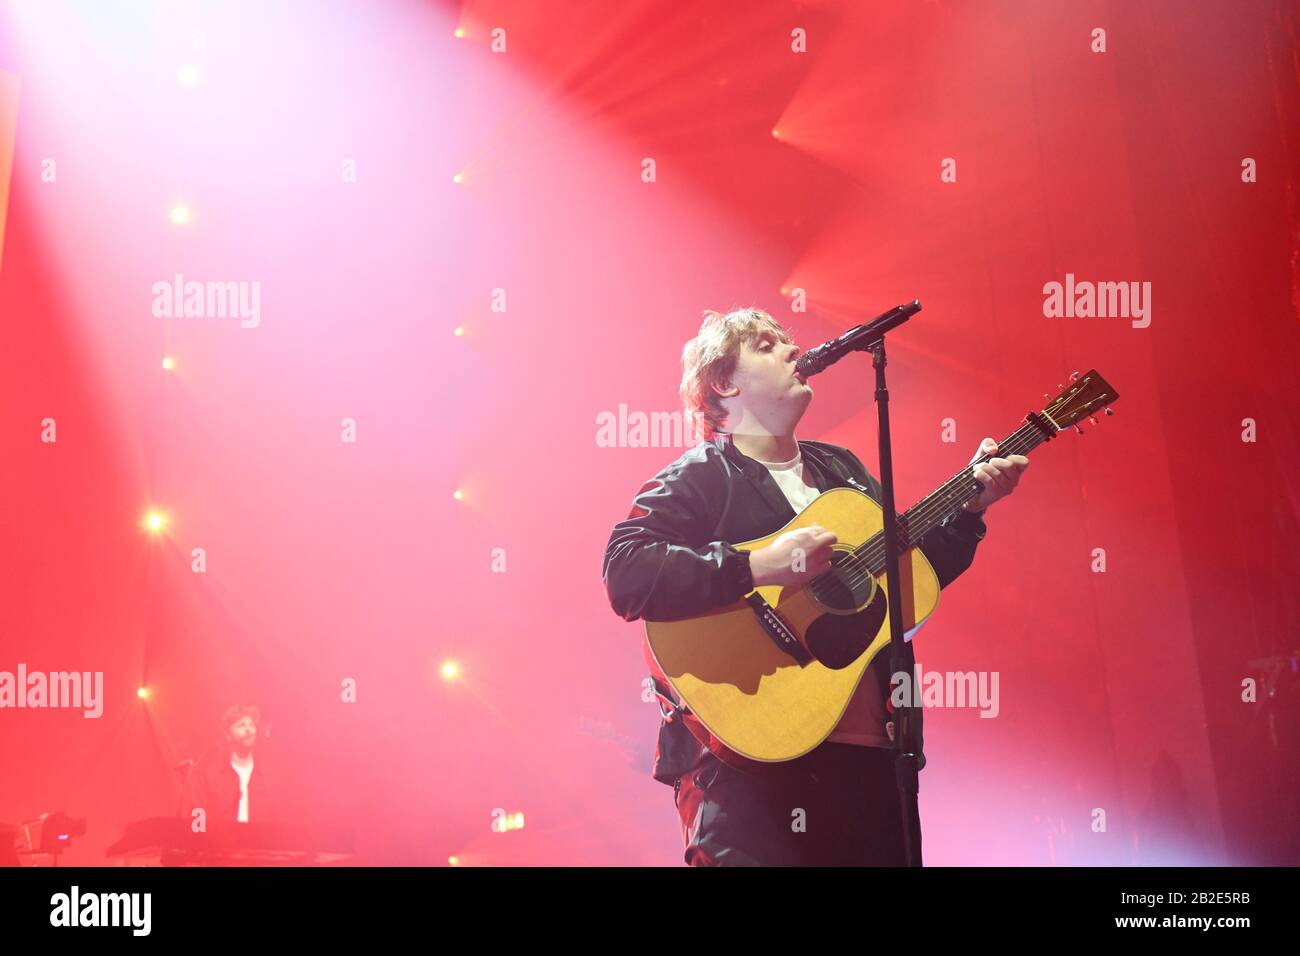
[673,742,920,866]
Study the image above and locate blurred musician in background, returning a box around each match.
[182,704,270,824]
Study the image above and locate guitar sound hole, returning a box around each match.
[810,549,876,612]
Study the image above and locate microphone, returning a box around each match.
[795,300,922,377]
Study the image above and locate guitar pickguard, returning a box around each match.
[803,582,888,669]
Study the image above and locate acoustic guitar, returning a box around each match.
[643,370,1119,768]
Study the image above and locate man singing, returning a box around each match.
[601,306,1028,865]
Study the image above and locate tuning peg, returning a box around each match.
[1069,371,1081,381]
[1043,393,1050,400]
[1104,407,1114,416]
[1057,384,1064,391]
[1074,424,1085,435]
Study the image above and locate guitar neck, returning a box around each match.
[864,414,1057,574]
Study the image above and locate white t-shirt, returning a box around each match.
[753,445,893,749]
[231,754,254,822]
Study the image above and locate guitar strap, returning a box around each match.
[651,674,754,773]
[651,675,685,719]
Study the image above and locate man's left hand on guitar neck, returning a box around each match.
[961,437,1029,514]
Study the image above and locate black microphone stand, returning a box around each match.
[870,335,924,867]
[797,298,925,865]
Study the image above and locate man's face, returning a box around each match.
[721,328,812,426]
[226,715,257,752]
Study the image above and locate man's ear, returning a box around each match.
[710,380,739,399]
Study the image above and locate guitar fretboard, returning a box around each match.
[852,415,1055,576]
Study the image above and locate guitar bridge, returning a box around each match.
[745,593,814,666]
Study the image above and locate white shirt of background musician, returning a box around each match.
[754,446,893,750]
[231,753,253,822]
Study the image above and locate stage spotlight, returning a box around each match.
[169,205,191,226]
[136,687,149,700]
[176,65,201,85]
[161,356,174,370]
[453,326,464,336]
[493,810,525,832]
[771,128,780,138]
[453,28,465,39]
[448,856,460,866]
[143,511,167,533]
[452,172,464,184]
[440,660,460,681]
[452,489,463,501]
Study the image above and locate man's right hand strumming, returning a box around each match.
[748,525,838,587]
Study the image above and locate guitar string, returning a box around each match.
[828,423,1041,589]
[835,419,1062,595]
[850,422,1042,570]
[787,383,1104,602]
[810,421,1045,597]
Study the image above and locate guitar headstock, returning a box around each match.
[1042,370,1119,432]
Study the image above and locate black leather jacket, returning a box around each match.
[181,749,270,823]
[601,433,988,786]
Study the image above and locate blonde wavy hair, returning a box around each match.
[679,306,794,441]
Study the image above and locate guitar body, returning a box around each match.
[644,486,941,768]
